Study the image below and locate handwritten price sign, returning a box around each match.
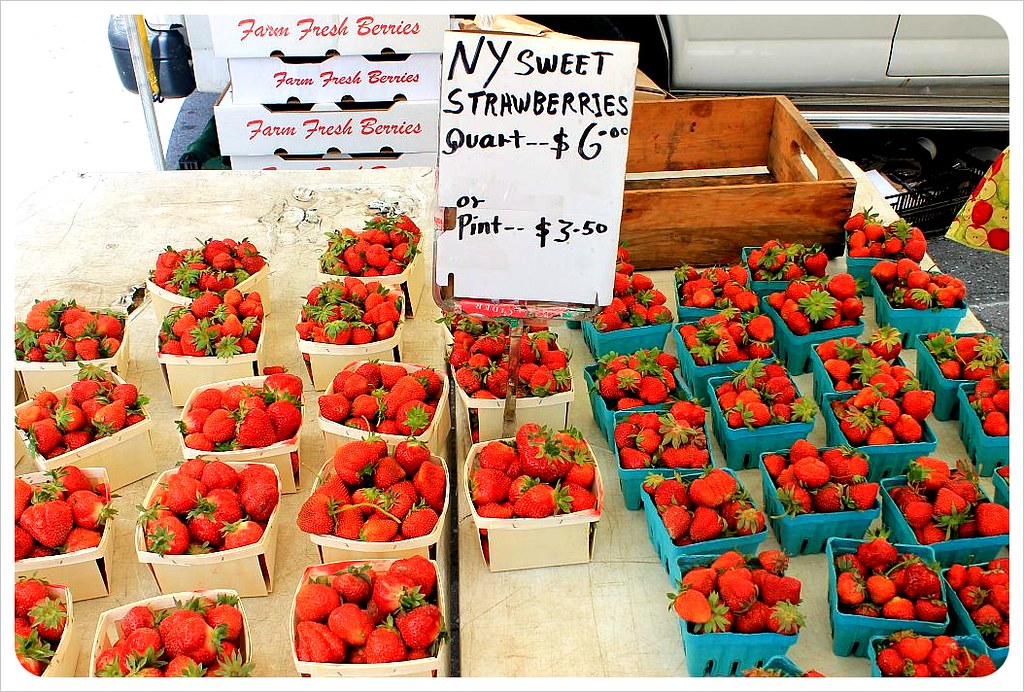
[435,32,638,306]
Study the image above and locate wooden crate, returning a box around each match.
[621,95,855,268]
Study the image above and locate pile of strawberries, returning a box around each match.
[450,326,572,399]
[17,367,149,460]
[15,299,125,364]
[677,309,775,365]
[945,557,1010,652]
[670,549,804,636]
[593,266,672,332]
[93,593,253,676]
[763,440,879,516]
[15,467,115,560]
[614,401,709,470]
[765,273,864,336]
[675,264,759,312]
[296,279,403,346]
[921,330,1006,381]
[845,210,927,261]
[591,348,681,410]
[871,258,967,310]
[319,214,421,278]
[829,381,935,445]
[872,631,997,677]
[469,425,599,519]
[965,362,1009,436]
[744,665,824,678]
[14,577,69,675]
[713,361,817,429]
[159,290,264,358]
[138,460,280,555]
[814,329,909,392]
[293,556,445,665]
[297,438,446,542]
[745,240,829,281]
[833,530,949,626]
[645,467,766,545]
[150,237,266,298]
[179,373,303,453]
[888,457,1009,543]
[319,362,444,436]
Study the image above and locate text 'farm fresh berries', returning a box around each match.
[293,557,446,666]
[871,258,967,310]
[966,362,1009,437]
[871,631,997,677]
[646,467,766,546]
[15,467,116,561]
[675,263,759,312]
[763,441,878,517]
[158,290,264,359]
[677,308,776,365]
[921,330,1006,382]
[591,347,681,411]
[296,279,404,346]
[745,239,830,282]
[15,299,126,364]
[93,593,253,677]
[845,211,927,262]
[714,360,817,429]
[319,361,444,437]
[17,366,150,460]
[150,237,266,298]
[319,214,422,278]
[944,557,1010,654]
[14,578,70,676]
[765,273,864,336]
[615,402,709,471]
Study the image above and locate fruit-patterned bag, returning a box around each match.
[945,147,1009,254]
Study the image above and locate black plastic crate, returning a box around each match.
[884,165,987,235]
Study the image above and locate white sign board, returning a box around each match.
[435,32,639,306]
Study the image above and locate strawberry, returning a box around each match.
[363,625,406,664]
[19,500,73,549]
[294,621,346,663]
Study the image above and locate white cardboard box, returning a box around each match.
[208,15,448,58]
[215,90,440,156]
[228,53,441,104]
[229,152,437,171]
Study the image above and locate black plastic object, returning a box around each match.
[108,16,195,98]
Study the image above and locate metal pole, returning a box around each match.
[124,15,166,171]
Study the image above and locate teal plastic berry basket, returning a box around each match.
[762,300,865,375]
[707,375,815,471]
[844,254,882,284]
[821,390,937,481]
[673,326,772,406]
[880,475,1008,567]
[826,537,947,657]
[942,567,1009,668]
[612,409,716,511]
[870,276,968,347]
[991,467,1008,507]
[761,656,807,677]
[867,633,986,677]
[582,363,690,451]
[956,383,1009,477]
[673,272,723,322]
[808,347,907,412]
[913,332,1005,421]
[581,319,673,360]
[674,554,798,677]
[759,453,880,555]
[741,247,790,297]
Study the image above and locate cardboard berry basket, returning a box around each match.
[33,582,80,677]
[821,390,938,482]
[673,553,798,677]
[867,633,986,678]
[646,470,768,583]
[290,559,449,677]
[941,566,1009,667]
[761,300,866,375]
[611,409,718,511]
[306,455,450,565]
[463,437,604,572]
[758,452,880,556]
[317,253,426,318]
[178,375,301,493]
[157,333,265,407]
[956,383,1008,477]
[913,332,1006,421]
[297,329,404,392]
[582,362,690,450]
[706,375,815,471]
[317,361,450,458]
[673,327,773,406]
[581,319,673,360]
[15,468,115,601]
[991,467,1008,507]
[741,247,792,297]
[880,475,1008,568]
[456,380,574,445]
[825,537,948,657]
[146,264,271,324]
[14,306,131,398]
[13,374,157,491]
[135,462,281,597]
[870,276,969,347]
[807,347,908,412]
[89,589,252,677]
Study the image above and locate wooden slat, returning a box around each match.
[619,180,855,268]
[625,97,776,173]
[625,172,774,191]
[768,97,854,183]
